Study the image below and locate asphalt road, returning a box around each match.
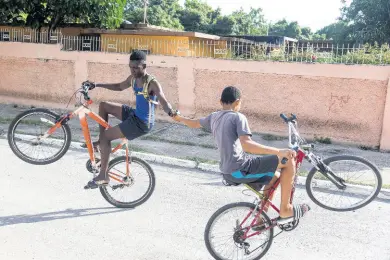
[0,139,389,260]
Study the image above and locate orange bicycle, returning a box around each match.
[7,82,156,208]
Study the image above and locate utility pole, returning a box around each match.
[143,0,149,24]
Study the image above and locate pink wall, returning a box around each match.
[1,42,390,149]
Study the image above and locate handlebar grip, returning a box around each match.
[280,113,288,123]
[291,114,297,121]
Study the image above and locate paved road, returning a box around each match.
[0,139,389,260]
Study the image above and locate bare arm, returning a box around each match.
[173,115,202,128]
[95,76,132,91]
[239,135,281,155]
[149,80,173,115]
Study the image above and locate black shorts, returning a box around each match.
[118,105,151,140]
[223,155,279,189]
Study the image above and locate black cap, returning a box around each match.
[221,86,241,104]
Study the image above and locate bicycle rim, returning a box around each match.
[100,156,156,208]
[306,155,382,212]
[8,108,71,165]
[204,202,273,260]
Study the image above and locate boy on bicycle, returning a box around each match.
[172,86,311,226]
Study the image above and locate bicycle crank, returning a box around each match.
[86,158,101,174]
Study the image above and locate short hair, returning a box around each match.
[221,86,241,104]
[130,50,147,62]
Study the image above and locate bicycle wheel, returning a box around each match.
[99,156,156,208]
[7,108,72,165]
[204,202,274,260]
[305,155,382,212]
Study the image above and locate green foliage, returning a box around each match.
[125,0,184,30]
[179,0,218,32]
[0,0,126,29]
[316,21,352,42]
[2,0,390,48]
[229,7,267,35]
[340,0,390,44]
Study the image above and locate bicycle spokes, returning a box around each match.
[309,158,380,210]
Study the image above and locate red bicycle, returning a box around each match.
[204,113,382,260]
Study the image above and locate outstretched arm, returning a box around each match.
[173,114,202,128]
[94,76,132,91]
[149,80,174,115]
[239,135,296,159]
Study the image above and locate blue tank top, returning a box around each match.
[133,81,157,127]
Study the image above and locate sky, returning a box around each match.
[179,0,349,32]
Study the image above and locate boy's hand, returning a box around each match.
[278,149,296,159]
[172,114,181,122]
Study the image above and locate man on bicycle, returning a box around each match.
[81,50,177,189]
[172,86,311,225]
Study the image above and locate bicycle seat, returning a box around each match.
[223,171,273,186]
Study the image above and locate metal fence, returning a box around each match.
[1,27,390,65]
[0,27,62,44]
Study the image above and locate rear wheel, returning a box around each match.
[305,155,382,212]
[100,156,156,208]
[204,202,274,260]
[7,108,71,165]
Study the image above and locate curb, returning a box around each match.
[3,133,390,193]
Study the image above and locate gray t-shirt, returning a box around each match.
[199,110,252,174]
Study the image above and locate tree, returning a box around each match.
[316,21,352,42]
[0,0,127,30]
[125,0,184,30]
[300,27,312,40]
[229,7,267,35]
[209,15,235,35]
[269,19,302,39]
[179,0,219,32]
[340,0,390,43]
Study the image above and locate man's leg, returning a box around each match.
[276,156,310,221]
[97,101,123,139]
[81,101,123,149]
[85,126,124,187]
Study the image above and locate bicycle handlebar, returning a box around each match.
[80,81,95,101]
[280,113,297,123]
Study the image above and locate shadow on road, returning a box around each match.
[0,207,132,227]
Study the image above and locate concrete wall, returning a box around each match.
[1,42,390,149]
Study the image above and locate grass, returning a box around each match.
[141,135,216,149]
[314,136,332,144]
[261,134,287,141]
[184,156,219,165]
[358,145,380,152]
[110,142,152,153]
[0,118,13,124]
[382,184,390,189]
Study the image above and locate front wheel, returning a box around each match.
[305,155,382,212]
[204,202,274,260]
[99,156,156,208]
[7,108,72,165]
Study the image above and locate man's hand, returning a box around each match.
[82,80,96,90]
[278,149,296,159]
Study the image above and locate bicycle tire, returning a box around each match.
[99,156,156,208]
[7,108,72,165]
[204,202,274,260]
[305,155,382,212]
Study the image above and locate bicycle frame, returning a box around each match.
[40,98,131,184]
[237,117,309,240]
